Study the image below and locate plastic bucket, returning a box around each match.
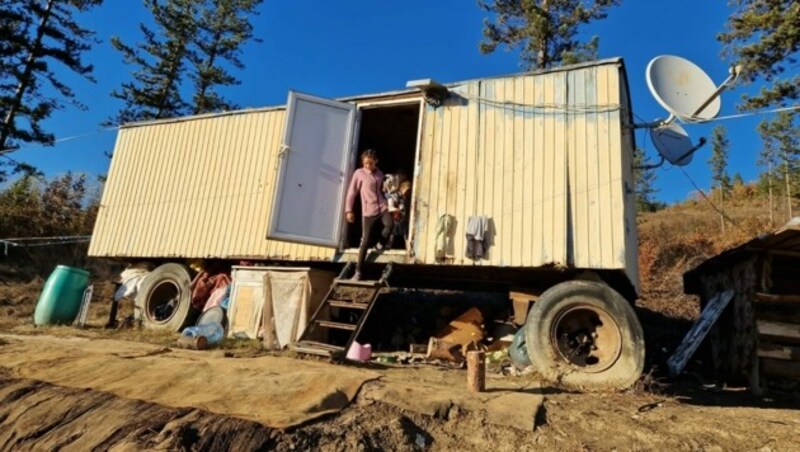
[346,341,372,362]
[34,265,91,326]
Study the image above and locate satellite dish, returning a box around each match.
[651,123,695,166]
[646,55,721,123]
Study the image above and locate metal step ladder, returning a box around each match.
[290,262,393,360]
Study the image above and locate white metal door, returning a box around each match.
[268,91,356,247]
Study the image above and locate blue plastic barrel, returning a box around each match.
[34,265,90,326]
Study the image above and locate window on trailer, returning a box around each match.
[346,102,421,250]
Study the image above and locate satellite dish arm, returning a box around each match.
[674,136,707,164]
[634,155,665,170]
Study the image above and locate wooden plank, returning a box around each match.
[667,290,735,376]
[761,358,800,379]
[754,292,800,304]
[758,342,800,361]
[754,302,800,324]
[328,300,368,310]
[316,320,357,331]
[757,320,800,343]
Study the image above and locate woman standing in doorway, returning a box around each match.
[345,149,393,280]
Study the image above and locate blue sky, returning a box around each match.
[8,0,786,203]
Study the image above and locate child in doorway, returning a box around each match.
[383,174,411,249]
[345,149,394,280]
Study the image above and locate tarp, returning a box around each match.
[262,271,312,349]
[0,334,378,429]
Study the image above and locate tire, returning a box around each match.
[134,263,196,332]
[525,280,645,391]
[508,325,532,370]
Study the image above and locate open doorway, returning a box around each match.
[345,101,421,251]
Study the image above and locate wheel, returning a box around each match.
[135,263,196,332]
[525,280,644,391]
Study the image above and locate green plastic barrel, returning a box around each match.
[34,265,90,326]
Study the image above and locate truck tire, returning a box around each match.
[525,280,644,391]
[135,263,196,332]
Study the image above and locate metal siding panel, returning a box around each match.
[486,79,500,265]
[414,105,434,262]
[488,79,506,265]
[89,129,127,256]
[604,67,626,269]
[441,101,453,260]
[446,90,460,261]
[258,111,278,257]
[597,66,617,269]
[511,77,524,267]
[91,108,337,260]
[552,73,568,265]
[500,77,514,266]
[542,74,556,263]
[532,74,546,264]
[111,128,139,255]
[129,125,157,256]
[231,114,253,254]
[521,77,534,266]
[578,68,608,268]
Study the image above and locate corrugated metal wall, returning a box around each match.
[412,61,636,283]
[89,109,337,261]
[90,60,637,287]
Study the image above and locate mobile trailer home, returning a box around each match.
[90,58,644,389]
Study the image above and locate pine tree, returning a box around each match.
[709,125,730,233]
[718,1,800,110]
[190,0,262,114]
[632,147,662,213]
[757,120,780,227]
[478,0,620,70]
[758,112,800,222]
[108,0,199,124]
[0,0,102,182]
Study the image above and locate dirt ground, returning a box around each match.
[1,269,799,451]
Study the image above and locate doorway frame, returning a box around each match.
[340,96,425,260]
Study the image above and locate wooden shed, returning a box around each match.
[89,58,639,297]
[684,221,800,393]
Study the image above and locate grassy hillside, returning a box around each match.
[636,188,782,320]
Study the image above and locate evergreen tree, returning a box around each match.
[0,175,42,237]
[190,0,262,114]
[108,0,199,124]
[718,0,800,110]
[632,147,663,213]
[478,0,620,70]
[758,112,800,221]
[0,0,102,181]
[709,125,730,233]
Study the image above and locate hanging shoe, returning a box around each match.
[350,271,362,281]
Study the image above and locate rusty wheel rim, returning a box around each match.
[550,303,622,372]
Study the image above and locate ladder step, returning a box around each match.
[289,344,334,357]
[328,300,369,310]
[316,320,357,331]
[294,340,345,352]
[334,278,381,288]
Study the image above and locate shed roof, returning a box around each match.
[118,57,626,130]
[684,220,800,294]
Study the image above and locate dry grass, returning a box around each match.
[636,197,776,321]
